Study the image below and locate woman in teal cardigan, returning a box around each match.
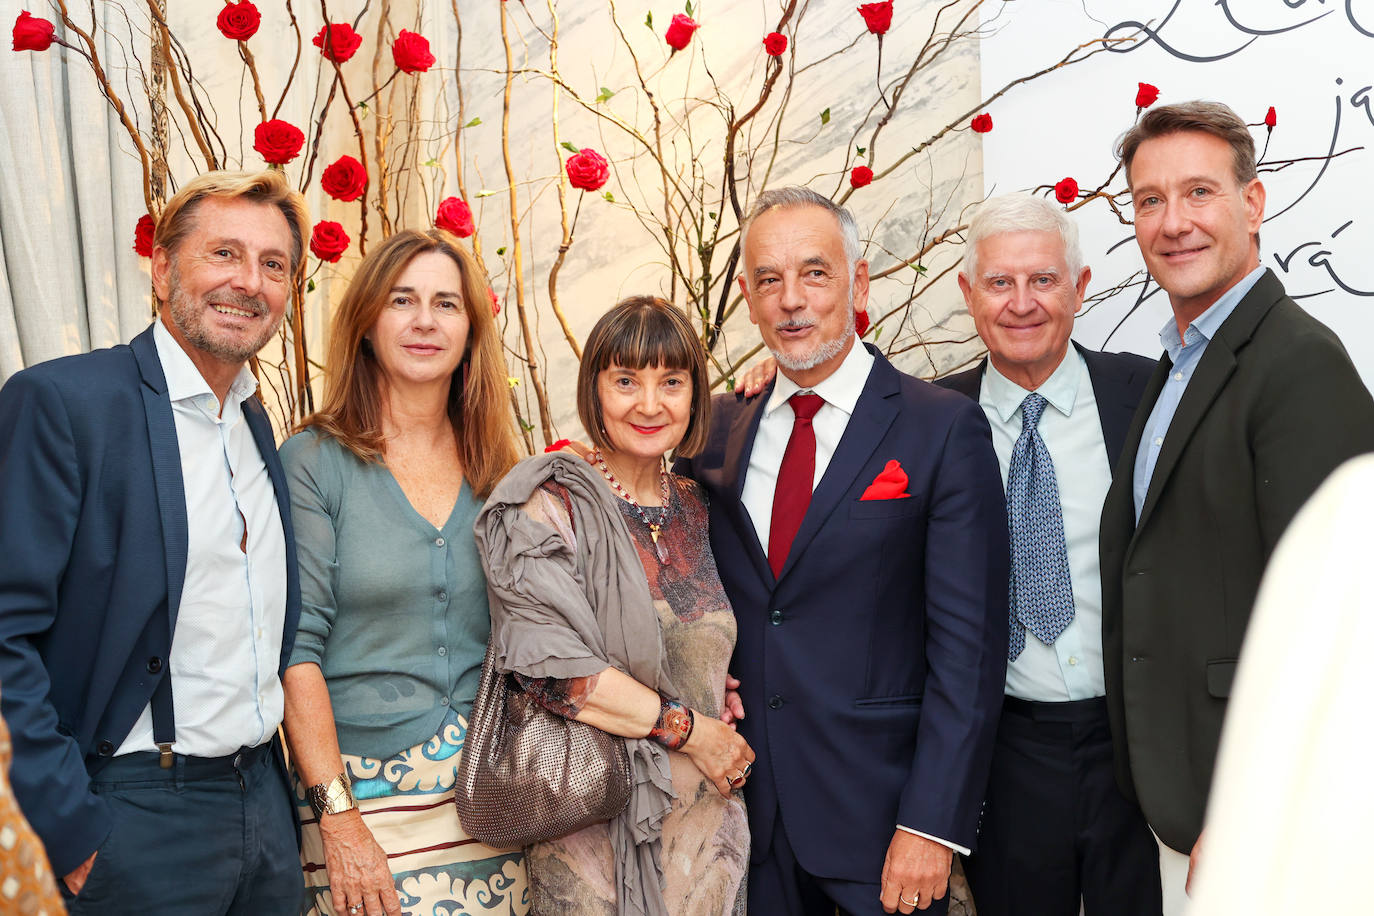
[279,229,525,916]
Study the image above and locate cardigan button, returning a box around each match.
[767,695,784,710]
[146,656,163,674]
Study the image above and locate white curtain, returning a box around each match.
[0,5,151,381]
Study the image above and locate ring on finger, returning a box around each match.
[348,905,363,914]
[900,892,919,906]
[728,770,746,787]
[741,761,753,777]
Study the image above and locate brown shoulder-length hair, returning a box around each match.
[577,296,711,459]
[302,229,520,498]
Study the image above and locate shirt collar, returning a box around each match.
[153,318,259,408]
[1157,264,1266,362]
[765,334,874,417]
[981,345,1083,424]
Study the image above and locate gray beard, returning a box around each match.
[770,288,857,373]
[166,268,280,364]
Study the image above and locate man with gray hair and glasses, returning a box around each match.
[938,193,1160,915]
[678,186,1009,914]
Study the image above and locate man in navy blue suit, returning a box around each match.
[0,170,307,914]
[677,187,1008,914]
[936,194,1160,915]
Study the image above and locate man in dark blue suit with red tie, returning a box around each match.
[677,187,1009,914]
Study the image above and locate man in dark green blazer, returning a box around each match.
[1100,101,1374,909]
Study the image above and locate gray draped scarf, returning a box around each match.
[474,453,678,916]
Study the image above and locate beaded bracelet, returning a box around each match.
[648,695,695,750]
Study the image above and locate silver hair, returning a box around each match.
[962,193,1085,280]
[739,186,862,273]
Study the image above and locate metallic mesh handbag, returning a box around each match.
[456,640,633,848]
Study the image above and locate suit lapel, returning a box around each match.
[131,326,189,637]
[778,353,900,581]
[1079,343,1148,467]
[721,384,775,584]
[1134,272,1283,532]
[243,397,301,675]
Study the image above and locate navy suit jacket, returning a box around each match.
[676,346,1009,881]
[935,343,1157,470]
[0,323,301,875]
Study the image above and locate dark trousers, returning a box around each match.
[61,741,303,916]
[750,809,951,916]
[963,696,1161,916]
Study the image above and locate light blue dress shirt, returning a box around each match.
[1132,266,1266,520]
[981,349,1112,701]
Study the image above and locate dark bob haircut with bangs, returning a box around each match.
[577,295,711,458]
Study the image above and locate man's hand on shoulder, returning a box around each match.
[63,850,97,896]
[880,830,951,912]
[734,357,777,398]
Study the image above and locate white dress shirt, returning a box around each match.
[741,337,964,853]
[979,349,1111,701]
[116,321,288,757]
[741,336,874,550]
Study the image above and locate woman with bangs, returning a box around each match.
[476,296,753,915]
[279,229,529,916]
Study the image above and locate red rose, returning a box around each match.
[216,1,260,41]
[392,29,435,73]
[855,310,870,337]
[309,221,350,263]
[488,287,502,317]
[321,155,367,201]
[1135,82,1160,108]
[665,13,698,51]
[763,32,787,56]
[565,148,610,192]
[850,165,874,188]
[857,1,893,36]
[970,113,993,133]
[133,214,155,258]
[12,10,55,51]
[1054,177,1078,205]
[1264,106,1277,128]
[253,119,305,164]
[435,197,475,238]
[313,22,361,63]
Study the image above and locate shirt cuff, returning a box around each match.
[896,824,971,857]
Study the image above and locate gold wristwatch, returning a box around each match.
[307,773,356,817]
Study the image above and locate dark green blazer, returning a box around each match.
[1099,268,1374,853]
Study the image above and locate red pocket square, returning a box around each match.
[860,459,911,500]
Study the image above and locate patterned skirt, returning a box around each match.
[297,709,530,915]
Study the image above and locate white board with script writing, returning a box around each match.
[979,0,1374,384]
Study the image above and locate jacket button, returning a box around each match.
[97,740,115,756]
[767,695,784,710]
[769,609,783,625]
[146,656,163,674]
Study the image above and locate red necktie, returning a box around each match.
[768,393,825,578]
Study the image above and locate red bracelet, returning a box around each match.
[648,696,694,750]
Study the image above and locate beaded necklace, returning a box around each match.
[590,448,671,562]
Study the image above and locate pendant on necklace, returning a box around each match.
[649,525,669,563]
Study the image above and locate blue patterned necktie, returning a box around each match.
[1006,392,1075,660]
